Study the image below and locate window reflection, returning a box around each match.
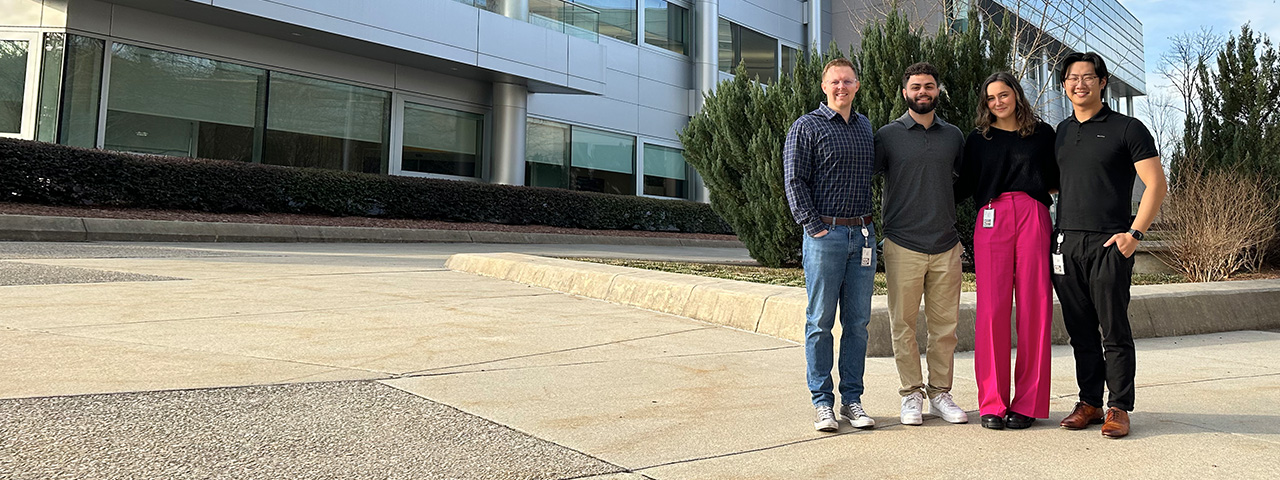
[401,102,483,178]
[643,143,688,198]
[105,43,264,160]
[0,40,29,134]
[644,0,689,55]
[264,72,389,174]
[717,19,778,82]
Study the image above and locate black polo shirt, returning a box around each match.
[1055,105,1159,233]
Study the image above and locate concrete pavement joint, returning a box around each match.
[631,427,879,473]
[564,472,656,480]
[374,381,632,477]
[29,300,450,330]
[404,344,801,378]
[1042,371,1280,402]
[400,327,718,376]
[7,329,397,379]
[1135,371,1280,389]
[244,268,448,278]
[27,292,559,331]
[1157,418,1280,446]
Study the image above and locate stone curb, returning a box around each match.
[0,214,744,249]
[445,252,1280,357]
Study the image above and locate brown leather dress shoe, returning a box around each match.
[1059,402,1104,430]
[1101,407,1130,438]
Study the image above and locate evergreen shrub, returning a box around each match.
[0,138,732,234]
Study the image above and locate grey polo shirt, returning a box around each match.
[874,111,965,254]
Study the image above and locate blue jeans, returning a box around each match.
[803,224,877,406]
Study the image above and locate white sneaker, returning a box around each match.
[814,405,838,432]
[840,403,876,429]
[929,392,969,424]
[901,391,924,425]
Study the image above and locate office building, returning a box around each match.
[1,1,1143,203]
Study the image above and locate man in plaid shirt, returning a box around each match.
[783,58,877,433]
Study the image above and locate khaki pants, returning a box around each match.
[883,238,963,398]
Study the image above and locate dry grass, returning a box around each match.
[1156,165,1280,282]
[565,258,1197,294]
[566,258,968,296]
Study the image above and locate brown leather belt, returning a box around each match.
[820,215,873,226]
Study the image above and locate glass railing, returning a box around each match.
[454,0,600,42]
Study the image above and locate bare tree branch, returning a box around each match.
[1157,26,1224,118]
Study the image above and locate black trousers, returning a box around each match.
[1051,230,1136,411]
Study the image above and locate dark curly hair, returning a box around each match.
[901,62,940,88]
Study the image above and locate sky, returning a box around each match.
[1115,0,1277,148]
[1120,0,1280,94]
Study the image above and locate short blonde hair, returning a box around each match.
[822,58,858,80]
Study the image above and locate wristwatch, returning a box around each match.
[1127,229,1145,241]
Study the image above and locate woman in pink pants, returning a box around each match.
[959,72,1060,430]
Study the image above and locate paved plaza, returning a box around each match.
[2,241,1278,479]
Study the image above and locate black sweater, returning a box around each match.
[957,122,1059,207]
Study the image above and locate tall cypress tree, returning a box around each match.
[1189,24,1280,179]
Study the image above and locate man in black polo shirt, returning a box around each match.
[1053,52,1166,439]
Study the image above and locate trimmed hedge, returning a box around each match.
[0,138,732,234]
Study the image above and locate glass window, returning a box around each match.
[575,0,637,43]
[644,0,689,55]
[781,45,800,78]
[717,17,733,73]
[36,33,65,143]
[105,43,265,161]
[527,120,636,195]
[571,126,634,195]
[530,0,601,42]
[716,19,778,82]
[264,71,389,174]
[738,25,777,82]
[51,35,104,148]
[401,102,483,177]
[0,40,29,134]
[526,118,570,188]
[643,143,687,198]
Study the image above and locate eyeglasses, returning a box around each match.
[1064,74,1100,85]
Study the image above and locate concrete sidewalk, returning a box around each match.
[2,241,1278,479]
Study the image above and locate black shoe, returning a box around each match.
[981,414,1004,430]
[1005,411,1035,429]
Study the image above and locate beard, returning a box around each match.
[908,94,937,114]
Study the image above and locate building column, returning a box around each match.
[692,0,719,111]
[500,0,529,21]
[491,82,527,186]
[691,0,719,202]
[807,0,823,55]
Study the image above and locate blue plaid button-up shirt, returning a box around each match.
[783,103,875,236]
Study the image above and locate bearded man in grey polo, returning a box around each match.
[873,61,969,426]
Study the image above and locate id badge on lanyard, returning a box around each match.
[860,226,873,266]
[1052,233,1065,275]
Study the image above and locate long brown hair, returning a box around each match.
[974,72,1040,138]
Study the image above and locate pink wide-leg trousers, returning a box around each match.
[973,191,1053,418]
